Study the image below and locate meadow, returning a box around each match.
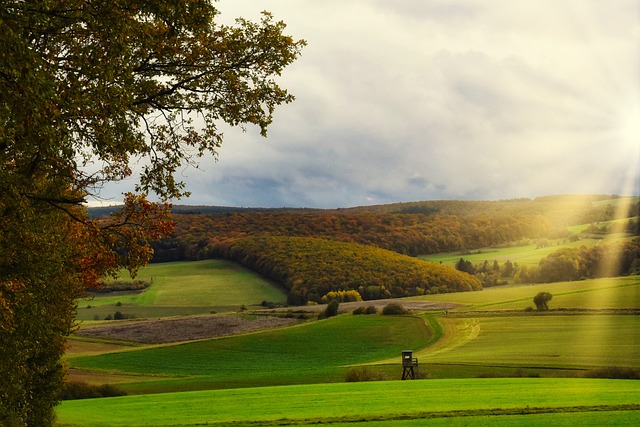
[58,227,640,426]
[56,379,640,426]
[76,259,287,320]
[407,275,640,310]
[69,315,432,392]
[419,236,604,267]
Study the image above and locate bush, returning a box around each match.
[382,303,407,315]
[319,300,339,319]
[113,311,123,320]
[344,367,383,382]
[59,382,127,400]
[353,305,378,315]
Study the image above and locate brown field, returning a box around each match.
[74,313,302,344]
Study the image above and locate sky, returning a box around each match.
[95,0,640,208]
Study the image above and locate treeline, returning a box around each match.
[524,239,640,283]
[212,236,482,305]
[456,239,640,286]
[152,211,551,262]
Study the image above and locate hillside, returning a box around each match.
[213,236,482,304]
[146,195,638,262]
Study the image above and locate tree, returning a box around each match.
[455,258,475,275]
[533,292,553,311]
[0,1,305,425]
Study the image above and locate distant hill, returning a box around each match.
[213,236,482,304]
[90,194,639,226]
[90,194,638,305]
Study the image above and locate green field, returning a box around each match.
[76,259,287,320]
[66,274,640,393]
[417,315,640,370]
[69,315,431,392]
[56,378,640,426]
[418,236,633,267]
[61,251,640,426]
[409,275,640,310]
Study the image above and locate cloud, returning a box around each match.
[101,0,640,207]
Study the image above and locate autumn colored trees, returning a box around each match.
[152,211,551,261]
[213,236,482,305]
[455,239,640,286]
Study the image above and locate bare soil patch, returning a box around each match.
[75,314,301,344]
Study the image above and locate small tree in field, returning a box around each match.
[533,292,553,311]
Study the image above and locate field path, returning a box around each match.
[372,315,479,365]
[415,317,480,359]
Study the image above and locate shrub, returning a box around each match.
[113,311,123,320]
[345,367,383,382]
[382,303,406,315]
[352,307,366,315]
[321,290,362,304]
[59,382,127,400]
[364,305,378,314]
[319,300,339,319]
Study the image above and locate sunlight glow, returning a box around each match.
[619,108,640,150]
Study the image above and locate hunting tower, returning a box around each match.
[401,350,418,380]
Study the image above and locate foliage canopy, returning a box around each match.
[0,1,304,425]
[214,236,482,304]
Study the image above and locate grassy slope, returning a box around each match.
[56,378,640,427]
[418,315,640,369]
[420,237,604,266]
[69,315,432,392]
[76,259,286,320]
[408,275,640,310]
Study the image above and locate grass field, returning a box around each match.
[408,275,640,310]
[417,315,640,370]
[55,378,640,426]
[61,245,640,426]
[418,235,637,267]
[76,259,286,320]
[68,314,432,393]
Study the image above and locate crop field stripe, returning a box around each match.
[55,378,640,427]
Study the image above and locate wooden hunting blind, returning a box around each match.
[401,350,418,380]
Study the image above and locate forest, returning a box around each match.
[212,236,482,304]
[151,210,551,261]
[139,196,640,304]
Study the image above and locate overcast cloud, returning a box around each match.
[97,0,640,208]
